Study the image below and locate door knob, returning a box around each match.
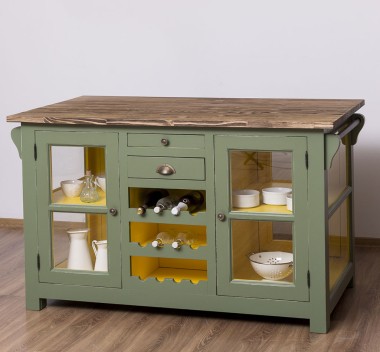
[109,208,118,216]
[217,213,226,221]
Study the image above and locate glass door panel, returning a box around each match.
[230,150,292,214]
[232,220,293,284]
[329,198,350,291]
[50,146,106,206]
[215,135,309,301]
[52,212,108,272]
[36,130,121,288]
[327,142,348,207]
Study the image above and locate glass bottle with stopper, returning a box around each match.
[171,231,197,249]
[151,231,175,248]
[80,170,99,203]
[137,189,169,215]
[154,195,179,214]
[171,191,204,216]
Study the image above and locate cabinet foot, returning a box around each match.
[309,316,330,334]
[26,297,47,311]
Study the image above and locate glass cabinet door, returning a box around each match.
[215,135,309,301]
[35,131,121,287]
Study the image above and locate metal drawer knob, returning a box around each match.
[156,164,176,176]
[161,138,169,146]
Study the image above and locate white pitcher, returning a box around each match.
[92,240,108,272]
[66,228,93,271]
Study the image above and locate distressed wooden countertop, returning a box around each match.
[7,96,365,131]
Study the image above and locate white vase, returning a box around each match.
[66,228,93,271]
[92,240,108,272]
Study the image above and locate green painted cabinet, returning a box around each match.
[7,96,365,333]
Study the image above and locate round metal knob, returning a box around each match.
[161,138,169,146]
[217,213,226,221]
[109,208,118,216]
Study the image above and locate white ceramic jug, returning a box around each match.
[66,228,93,271]
[92,240,108,271]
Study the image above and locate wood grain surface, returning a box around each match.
[6,96,364,131]
[1,225,380,351]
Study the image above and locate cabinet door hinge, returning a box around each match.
[34,144,37,161]
[305,151,309,169]
[37,254,40,270]
[307,270,310,288]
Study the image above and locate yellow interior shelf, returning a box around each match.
[232,204,292,214]
[52,188,106,206]
[139,268,208,284]
[131,256,207,284]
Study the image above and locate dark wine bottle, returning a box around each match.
[137,189,169,215]
[171,191,204,216]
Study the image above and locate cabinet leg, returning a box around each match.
[26,296,47,311]
[310,314,330,333]
[348,276,355,288]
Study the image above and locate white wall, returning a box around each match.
[1,0,379,237]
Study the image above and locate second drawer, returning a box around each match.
[127,156,205,180]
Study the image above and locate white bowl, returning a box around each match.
[286,193,293,211]
[262,187,292,205]
[248,251,293,280]
[61,180,84,198]
[232,189,260,208]
[96,176,106,192]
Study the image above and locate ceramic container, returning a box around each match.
[92,240,108,271]
[60,180,84,198]
[248,251,293,280]
[66,228,93,271]
[96,176,106,192]
[286,193,293,211]
[232,189,260,208]
[262,187,292,205]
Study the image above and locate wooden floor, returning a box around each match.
[1,226,380,352]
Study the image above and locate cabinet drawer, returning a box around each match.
[127,133,205,149]
[127,156,205,180]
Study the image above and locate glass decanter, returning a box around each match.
[80,170,99,203]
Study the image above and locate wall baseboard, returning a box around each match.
[0,218,24,228]
[355,237,380,247]
[0,218,380,246]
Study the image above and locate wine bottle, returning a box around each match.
[172,231,197,249]
[151,231,175,248]
[153,196,179,214]
[137,189,169,215]
[171,191,204,216]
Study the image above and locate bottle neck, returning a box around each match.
[172,239,184,249]
[153,204,165,214]
[137,205,147,215]
[171,202,188,215]
[152,238,164,248]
